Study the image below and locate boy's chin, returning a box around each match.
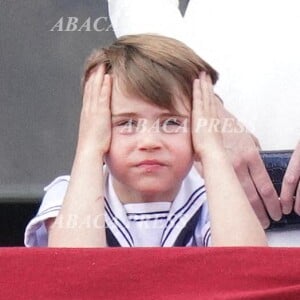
[132,182,177,199]
[134,185,167,195]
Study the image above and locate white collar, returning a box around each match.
[104,166,206,247]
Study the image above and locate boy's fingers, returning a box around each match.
[205,73,214,99]
[82,74,93,111]
[199,72,215,115]
[199,72,209,112]
[99,74,112,106]
[204,73,217,116]
[91,64,105,110]
[199,72,220,133]
[193,78,201,103]
[192,78,204,123]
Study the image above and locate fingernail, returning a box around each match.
[282,207,292,215]
[262,220,270,229]
[206,74,212,83]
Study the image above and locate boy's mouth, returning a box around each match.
[136,160,167,172]
[136,160,165,167]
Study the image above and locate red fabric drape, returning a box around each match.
[1,247,300,299]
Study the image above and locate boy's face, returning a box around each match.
[105,80,194,202]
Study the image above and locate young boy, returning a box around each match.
[24,34,266,247]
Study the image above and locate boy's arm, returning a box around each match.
[192,73,267,246]
[47,65,111,247]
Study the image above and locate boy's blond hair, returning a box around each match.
[82,34,218,110]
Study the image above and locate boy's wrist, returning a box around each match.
[195,142,227,163]
[75,145,106,163]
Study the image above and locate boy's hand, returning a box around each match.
[77,64,112,158]
[192,72,224,159]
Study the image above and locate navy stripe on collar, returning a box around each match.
[126,211,170,216]
[128,216,168,222]
[173,207,203,246]
[104,198,134,246]
[161,189,206,246]
[105,227,121,247]
[161,185,205,243]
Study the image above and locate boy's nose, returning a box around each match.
[137,131,162,151]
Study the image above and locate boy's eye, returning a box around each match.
[162,118,182,126]
[115,119,139,134]
[116,119,138,127]
[160,118,187,133]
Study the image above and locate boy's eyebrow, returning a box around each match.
[112,112,189,118]
[111,113,139,118]
[157,112,190,119]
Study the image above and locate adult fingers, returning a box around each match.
[295,185,300,215]
[281,142,300,214]
[232,154,271,228]
[247,150,282,221]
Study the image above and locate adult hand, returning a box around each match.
[280,141,300,215]
[77,64,112,159]
[217,103,282,228]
